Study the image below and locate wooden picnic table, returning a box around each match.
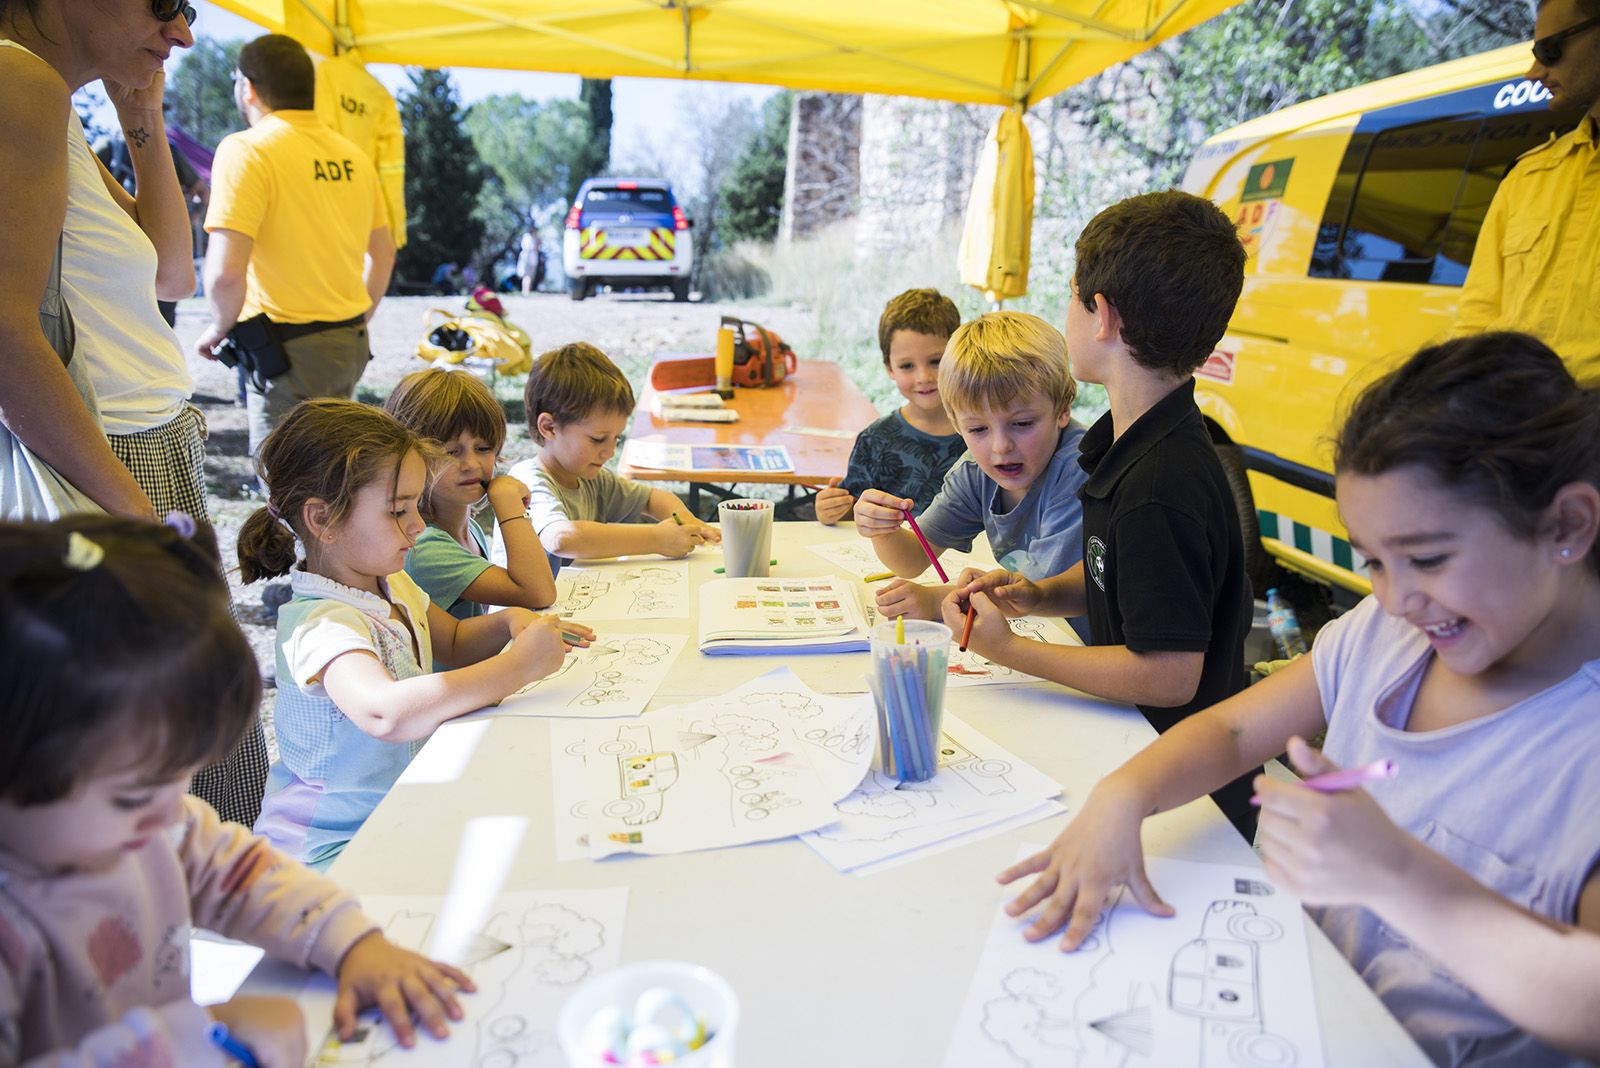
[619,357,881,515]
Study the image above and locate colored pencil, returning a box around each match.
[958,605,976,652]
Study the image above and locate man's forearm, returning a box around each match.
[364,228,395,317]
[204,267,248,337]
[118,107,194,299]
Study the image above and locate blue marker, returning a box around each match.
[208,1022,262,1068]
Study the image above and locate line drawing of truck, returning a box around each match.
[1169,900,1297,1068]
[594,725,680,826]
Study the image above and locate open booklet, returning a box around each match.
[697,574,871,655]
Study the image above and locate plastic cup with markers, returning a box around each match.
[717,499,774,578]
[867,618,949,783]
[558,960,739,1068]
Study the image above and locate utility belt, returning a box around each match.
[215,313,365,390]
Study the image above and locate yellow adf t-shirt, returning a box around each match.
[206,110,385,325]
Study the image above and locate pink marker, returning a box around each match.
[1301,758,1397,793]
[901,509,950,584]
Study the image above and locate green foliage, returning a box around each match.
[465,94,595,214]
[166,38,244,150]
[719,91,792,244]
[579,78,613,185]
[396,69,486,286]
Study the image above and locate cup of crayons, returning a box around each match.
[868,617,950,783]
[558,960,738,1068]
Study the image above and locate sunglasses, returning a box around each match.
[151,0,197,26]
[1532,14,1599,65]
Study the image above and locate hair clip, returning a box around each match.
[266,502,298,541]
[164,510,198,539]
[63,531,105,572]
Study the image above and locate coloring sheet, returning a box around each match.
[309,888,627,1067]
[947,616,1084,687]
[801,716,1063,872]
[488,633,687,719]
[553,559,689,620]
[580,668,875,858]
[944,853,1324,1068]
[807,540,982,582]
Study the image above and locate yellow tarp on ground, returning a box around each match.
[211,0,1238,109]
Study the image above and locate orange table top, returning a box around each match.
[619,358,881,486]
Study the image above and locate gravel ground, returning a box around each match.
[169,292,825,744]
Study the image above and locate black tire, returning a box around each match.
[671,277,691,303]
[1214,442,1281,597]
[568,278,588,302]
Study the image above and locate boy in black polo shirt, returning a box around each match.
[944,190,1255,839]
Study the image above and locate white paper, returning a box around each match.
[845,800,1067,877]
[801,717,1062,872]
[549,720,596,862]
[806,539,979,582]
[486,633,687,719]
[943,853,1325,1068]
[583,669,875,858]
[947,616,1084,687]
[308,889,627,1067]
[553,559,689,620]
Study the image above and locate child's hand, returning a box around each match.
[654,517,706,557]
[693,517,721,545]
[486,475,530,516]
[955,568,1041,617]
[1254,737,1411,908]
[940,590,1014,660]
[853,489,913,538]
[996,785,1171,950]
[540,615,595,647]
[334,931,475,1048]
[209,995,307,1068]
[875,578,943,620]
[814,486,855,525]
[504,613,569,680]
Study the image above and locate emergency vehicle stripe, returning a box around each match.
[1258,510,1368,576]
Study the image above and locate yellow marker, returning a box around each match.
[895,615,905,644]
[863,570,896,582]
[671,513,684,525]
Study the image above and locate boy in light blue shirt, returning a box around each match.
[855,311,1087,623]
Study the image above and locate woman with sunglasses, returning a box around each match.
[1456,0,1600,372]
[1,0,272,829]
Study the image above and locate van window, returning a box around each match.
[584,187,670,211]
[1310,90,1575,286]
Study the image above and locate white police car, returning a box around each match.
[562,177,693,302]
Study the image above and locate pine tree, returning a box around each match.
[396,69,485,286]
[166,38,245,150]
[578,78,613,192]
[719,91,791,244]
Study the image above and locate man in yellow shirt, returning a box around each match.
[315,50,407,249]
[197,34,395,455]
[1456,0,1600,379]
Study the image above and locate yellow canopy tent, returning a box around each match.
[213,0,1244,295]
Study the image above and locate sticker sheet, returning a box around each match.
[553,559,689,620]
[488,633,687,719]
[307,889,628,1068]
[943,854,1325,1068]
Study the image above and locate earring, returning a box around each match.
[1561,548,1573,559]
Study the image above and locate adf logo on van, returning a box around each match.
[1087,536,1109,592]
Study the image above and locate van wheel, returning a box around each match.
[671,278,691,303]
[568,279,588,302]
[1214,442,1281,598]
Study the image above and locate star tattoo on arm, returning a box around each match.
[125,126,150,148]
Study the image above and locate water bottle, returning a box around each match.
[1265,588,1308,658]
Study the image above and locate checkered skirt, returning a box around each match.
[108,406,269,826]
